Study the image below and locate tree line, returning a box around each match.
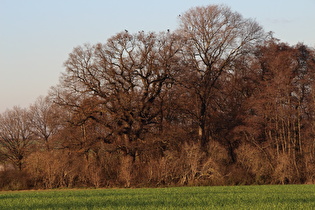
[1,5,315,190]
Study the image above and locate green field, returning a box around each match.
[1,185,315,209]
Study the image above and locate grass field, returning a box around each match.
[1,185,315,209]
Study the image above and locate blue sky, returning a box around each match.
[1,0,314,112]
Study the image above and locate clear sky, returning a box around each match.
[1,0,314,113]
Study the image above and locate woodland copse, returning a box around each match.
[1,5,315,190]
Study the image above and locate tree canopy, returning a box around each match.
[1,5,315,190]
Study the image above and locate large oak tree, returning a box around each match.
[51,31,182,158]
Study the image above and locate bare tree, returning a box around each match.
[29,96,63,151]
[236,40,315,183]
[51,31,182,159]
[0,107,34,170]
[177,4,265,152]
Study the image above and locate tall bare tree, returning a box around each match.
[177,5,265,152]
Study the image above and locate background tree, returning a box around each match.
[0,107,34,170]
[236,40,315,183]
[29,96,63,151]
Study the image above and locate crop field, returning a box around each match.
[1,185,315,209]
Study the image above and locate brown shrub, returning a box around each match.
[235,143,273,184]
[0,170,30,190]
[25,150,83,189]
